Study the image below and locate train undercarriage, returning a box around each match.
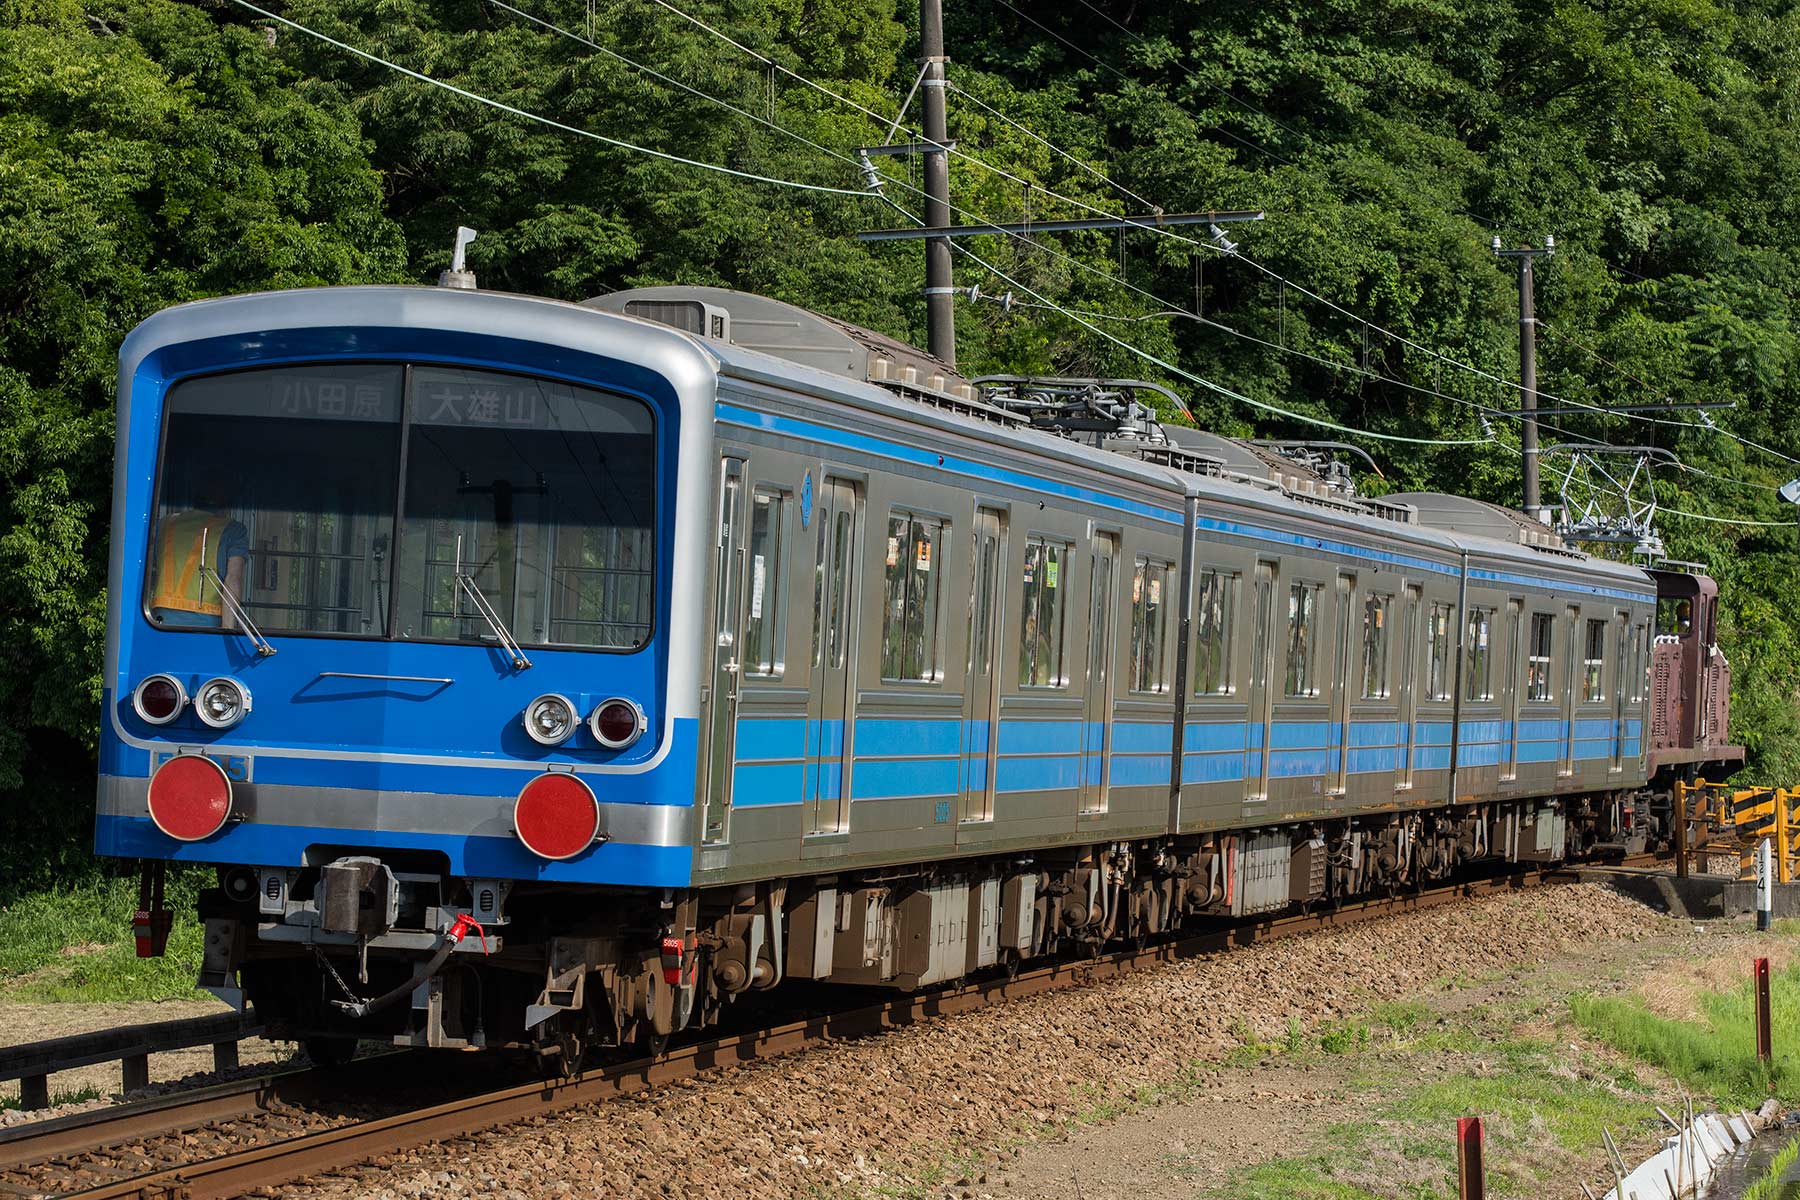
[190,791,1662,1068]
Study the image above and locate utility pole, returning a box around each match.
[859,2,1263,362]
[1494,235,1555,523]
[920,0,955,365]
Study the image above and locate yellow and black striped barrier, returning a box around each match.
[1675,779,1800,882]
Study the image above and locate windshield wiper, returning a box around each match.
[453,535,532,670]
[198,528,276,656]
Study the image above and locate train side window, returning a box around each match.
[1464,607,1494,701]
[743,488,788,677]
[1582,618,1607,702]
[1359,592,1391,699]
[1019,536,1069,687]
[1634,622,1650,702]
[1426,602,1454,701]
[1527,613,1554,701]
[1129,557,1173,694]
[1657,596,1694,637]
[1194,569,1236,695]
[1284,582,1322,698]
[881,511,946,682]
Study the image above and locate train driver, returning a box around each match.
[150,483,249,630]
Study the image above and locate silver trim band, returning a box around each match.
[99,776,694,848]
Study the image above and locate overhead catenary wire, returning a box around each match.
[486,0,878,178]
[226,0,877,198]
[943,80,1160,211]
[1010,2,1800,470]
[640,0,1137,222]
[257,0,1793,519]
[1538,320,1800,466]
[469,4,1612,458]
[974,261,1793,511]
[937,232,1489,447]
[238,0,1476,453]
[636,0,1784,463]
[575,3,1797,517]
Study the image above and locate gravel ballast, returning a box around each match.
[277,882,1665,1200]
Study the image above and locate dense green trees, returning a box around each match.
[0,0,405,887]
[2,0,1797,890]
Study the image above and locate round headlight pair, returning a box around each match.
[522,694,646,749]
[132,674,250,729]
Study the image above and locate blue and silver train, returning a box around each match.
[99,272,1743,1059]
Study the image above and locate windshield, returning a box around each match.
[146,363,656,651]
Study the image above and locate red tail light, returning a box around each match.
[147,754,233,841]
[133,675,187,725]
[513,773,600,861]
[589,697,645,749]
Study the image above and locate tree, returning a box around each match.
[0,0,406,892]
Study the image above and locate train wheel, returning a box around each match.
[303,1035,357,1068]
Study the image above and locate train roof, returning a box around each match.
[591,286,1654,596]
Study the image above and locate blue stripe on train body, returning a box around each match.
[728,714,1649,802]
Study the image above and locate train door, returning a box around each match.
[1245,561,1276,804]
[960,508,1005,828]
[1397,584,1422,791]
[1502,599,1523,781]
[805,478,862,837]
[1558,604,1579,776]
[701,457,747,845]
[1331,572,1355,795]
[1612,612,1629,771]
[1080,532,1119,815]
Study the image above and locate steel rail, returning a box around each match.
[26,863,1627,1200]
[0,1074,281,1172]
[0,1052,421,1180]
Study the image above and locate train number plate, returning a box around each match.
[152,749,253,783]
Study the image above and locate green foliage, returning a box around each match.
[1571,958,1800,1107]
[0,870,207,1002]
[1198,1160,1395,1200]
[1743,1136,1800,1200]
[2,0,1800,878]
[0,0,406,804]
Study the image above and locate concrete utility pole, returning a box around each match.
[920,0,955,365]
[1494,235,1556,523]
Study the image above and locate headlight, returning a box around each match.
[524,694,579,746]
[589,697,647,749]
[195,677,251,729]
[132,674,187,725]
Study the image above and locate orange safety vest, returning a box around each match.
[151,510,224,616]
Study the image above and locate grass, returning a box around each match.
[1193,1009,1665,1198]
[0,872,209,1003]
[1570,958,1800,1108]
[0,1084,102,1112]
[1744,1136,1800,1200]
[1385,1048,1662,1152]
[1197,1159,1397,1200]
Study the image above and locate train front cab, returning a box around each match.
[1646,567,1744,788]
[97,287,719,1052]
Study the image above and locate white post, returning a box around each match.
[1757,837,1773,932]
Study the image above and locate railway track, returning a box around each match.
[6,862,1650,1200]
